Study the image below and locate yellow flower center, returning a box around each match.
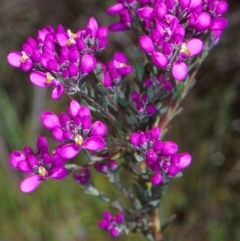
[38,166,47,178]
[67,30,77,46]
[46,73,53,84]
[119,62,127,68]
[180,43,190,55]
[75,134,83,146]
[20,51,28,63]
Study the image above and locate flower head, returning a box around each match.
[41,100,108,159]
[9,136,67,193]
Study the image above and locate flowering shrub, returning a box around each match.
[7,0,228,240]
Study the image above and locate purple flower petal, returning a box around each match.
[151,172,163,185]
[109,22,128,32]
[41,111,60,130]
[172,61,187,81]
[80,54,96,75]
[52,84,64,100]
[90,121,108,137]
[87,17,98,37]
[186,38,203,56]
[130,133,140,147]
[16,160,31,173]
[60,144,80,159]
[137,7,154,20]
[9,151,25,168]
[139,35,154,54]
[53,127,65,142]
[113,52,128,64]
[106,3,124,14]
[49,167,68,179]
[195,12,211,32]
[152,51,169,69]
[189,0,202,9]
[178,153,192,170]
[84,136,105,151]
[146,104,157,116]
[20,175,41,193]
[37,135,48,153]
[161,141,178,155]
[30,71,47,87]
[21,58,33,72]
[69,100,81,118]
[210,17,228,30]
[7,51,22,67]
[78,106,91,118]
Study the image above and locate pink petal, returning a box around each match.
[152,51,169,69]
[9,151,26,168]
[41,111,60,130]
[7,51,22,67]
[30,71,47,87]
[37,135,48,153]
[113,52,128,64]
[49,167,68,179]
[56,33,68,47]
[17,161,32,173]
[60,144,80,159]
[109,22,128,32]
[84,136,105,151]
[210,17,228,30]
[80,54,96,75]
[161,141,178,155]
[178,153,192,170]
[186,38,203,56]
[139,35,154,54]
[106,3,124,14]
[172,61,188,81]
[137,7,154,20]
[20,175,41,193]
[87,17,98,37]
[52,84,64,100]
[90,121,108,137]
[69,99,81,117]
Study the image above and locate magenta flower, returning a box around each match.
[130,127,192,184]
[7,17,109,98]
[131,90,157,117]
[96,52,132,88]
[41,100,107,159]
[73,167,91,186]
[9,136,68,193]
[98,211,126,237]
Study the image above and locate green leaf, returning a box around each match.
[143,232,155,241]
[96,83,108,95]
[130,114,139,125]
[135,154,145,162]
[133,182,147,203]
[118,96,129,107]
[147,85,155,101]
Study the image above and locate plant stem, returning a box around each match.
[159,58,203,131]
[80,92,116,122]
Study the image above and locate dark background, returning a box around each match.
[0,0,240,240]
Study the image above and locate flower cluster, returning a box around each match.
[97,52,132,89]
[7,17,108,99]
[41,100,108,159]
[107,0,228,81]
[107,0,228,35]
[94,158,118,174]
[73,167,91,186]
[130,127,191,185]
[98,211,126,237]
[131,90,157,118]
[9,136,68,193]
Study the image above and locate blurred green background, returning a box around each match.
[1,0,240,240]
